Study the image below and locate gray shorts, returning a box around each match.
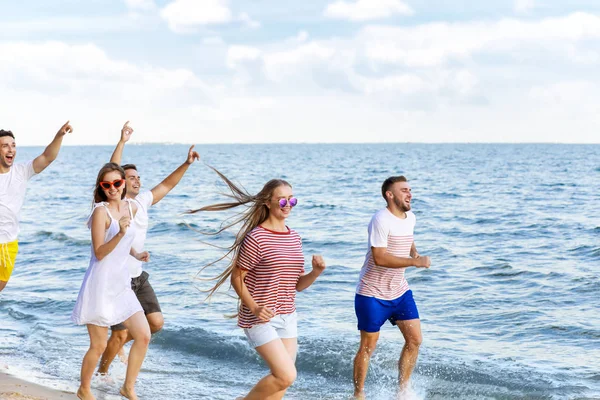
[111,271,161,331]
[244,312,298,348]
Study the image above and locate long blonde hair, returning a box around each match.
[188,166,292,299]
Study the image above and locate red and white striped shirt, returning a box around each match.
[356,208,416,300]
[236,225,305,328]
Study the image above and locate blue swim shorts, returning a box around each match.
[355,290,419,333]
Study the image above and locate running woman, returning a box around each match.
[189,170,326,400]
[97,121,200,375]
[0,122,73,292]
[72,163,151,400]
[353,176,431,399]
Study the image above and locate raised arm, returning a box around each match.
[150,145,200,205]
[231,266,274,322]
[32,121,72,174]
[296,255,326,292]
[109,121,133,165]
[90,207,130,261]
[371,247,430,269]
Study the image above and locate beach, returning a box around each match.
[0,372,76,400]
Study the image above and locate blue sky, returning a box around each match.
[1,0,600,145]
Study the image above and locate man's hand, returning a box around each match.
[415,256,431,268]
[135,251,150,262]
[121,121,133,143]
[186,145,200,165]
[57,121,73,137]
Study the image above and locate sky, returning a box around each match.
[1,0,600,145]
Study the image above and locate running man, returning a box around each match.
[98,121,199,374]
[353,176,431,399]
[0,122,73,292]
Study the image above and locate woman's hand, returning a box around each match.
[312,255,326,274]
[251,305,275,322]
[118,216,131,235]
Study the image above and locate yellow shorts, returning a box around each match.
[0,240,19,282]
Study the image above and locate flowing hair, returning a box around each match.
[187,166,291,300]
[93,162,127,203]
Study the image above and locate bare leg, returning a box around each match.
[0,280,7,292]
[98,329,128,374]
[146,312,164,334]
[353,330,380,399]
[396,319,422,390]
[119,311,151,400]
[242,339,297,400]
[77,325,108,400]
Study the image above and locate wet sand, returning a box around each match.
[0,372,77,400]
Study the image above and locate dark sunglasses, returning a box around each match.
[278,197,298,208]
[99,179,125,190]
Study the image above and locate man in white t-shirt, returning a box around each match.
[353,176,431,399]
[0,122,73,292]
[98,121,199,374]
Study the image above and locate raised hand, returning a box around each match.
[312,255,326,273]
[415,256,431,268]
[186,145,200,165]
[121,121,133,143]
[57,121,73,137]
[252,305,275,322]
[118,215,131,235]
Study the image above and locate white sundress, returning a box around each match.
[71,200,143,327]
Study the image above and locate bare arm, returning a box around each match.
[296,255,326,292]
[109,121,133,165]
[410,242,419,258]
[91,208,129,261]
[231,266,274,322]
[371,247,430,269]
[32,121,72,174]
[150,145,200,205]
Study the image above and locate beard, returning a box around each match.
[393,196,411,212]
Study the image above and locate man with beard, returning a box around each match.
[97,121,199,375]
[352,176,431,399]
[0,122,73,292]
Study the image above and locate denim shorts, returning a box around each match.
[355,290,419,333]
[244,312,298,348]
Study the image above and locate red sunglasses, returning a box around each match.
[99,179,125,190]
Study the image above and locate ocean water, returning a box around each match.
[0,143,598,400]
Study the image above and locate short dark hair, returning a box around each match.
[381,176,408,200]
[121,163,137,172]
[0,130,15,139]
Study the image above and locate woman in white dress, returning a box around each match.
[72,162,151,400]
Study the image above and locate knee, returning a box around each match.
[149,319,164,334]
[357,341,378,357]
[274,366,296,389]
[406,334,422,349]
[111,331,128,347]
[91,341,107,356]
[137,331,151,347]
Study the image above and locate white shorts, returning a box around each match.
[244,312,298,348]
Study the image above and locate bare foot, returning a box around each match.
[353,392,366,400]
[120,385,139,400]
[235,397,245,400]
[77,386,96,400]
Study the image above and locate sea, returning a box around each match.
[0,143,598,400]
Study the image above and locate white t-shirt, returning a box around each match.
[126,190,153,278]
[356,208,416,300]
[0,161,37,243]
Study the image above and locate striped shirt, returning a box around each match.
[236,225,305,328]
[356,208,416,300]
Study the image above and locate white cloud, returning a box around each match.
[514,0,535,14]
[359,12,600,67]
[161,0,232,32]
[238,12,261,29]
[125,0,155,11]
[324,0,413,21]
[226,45,262,69]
